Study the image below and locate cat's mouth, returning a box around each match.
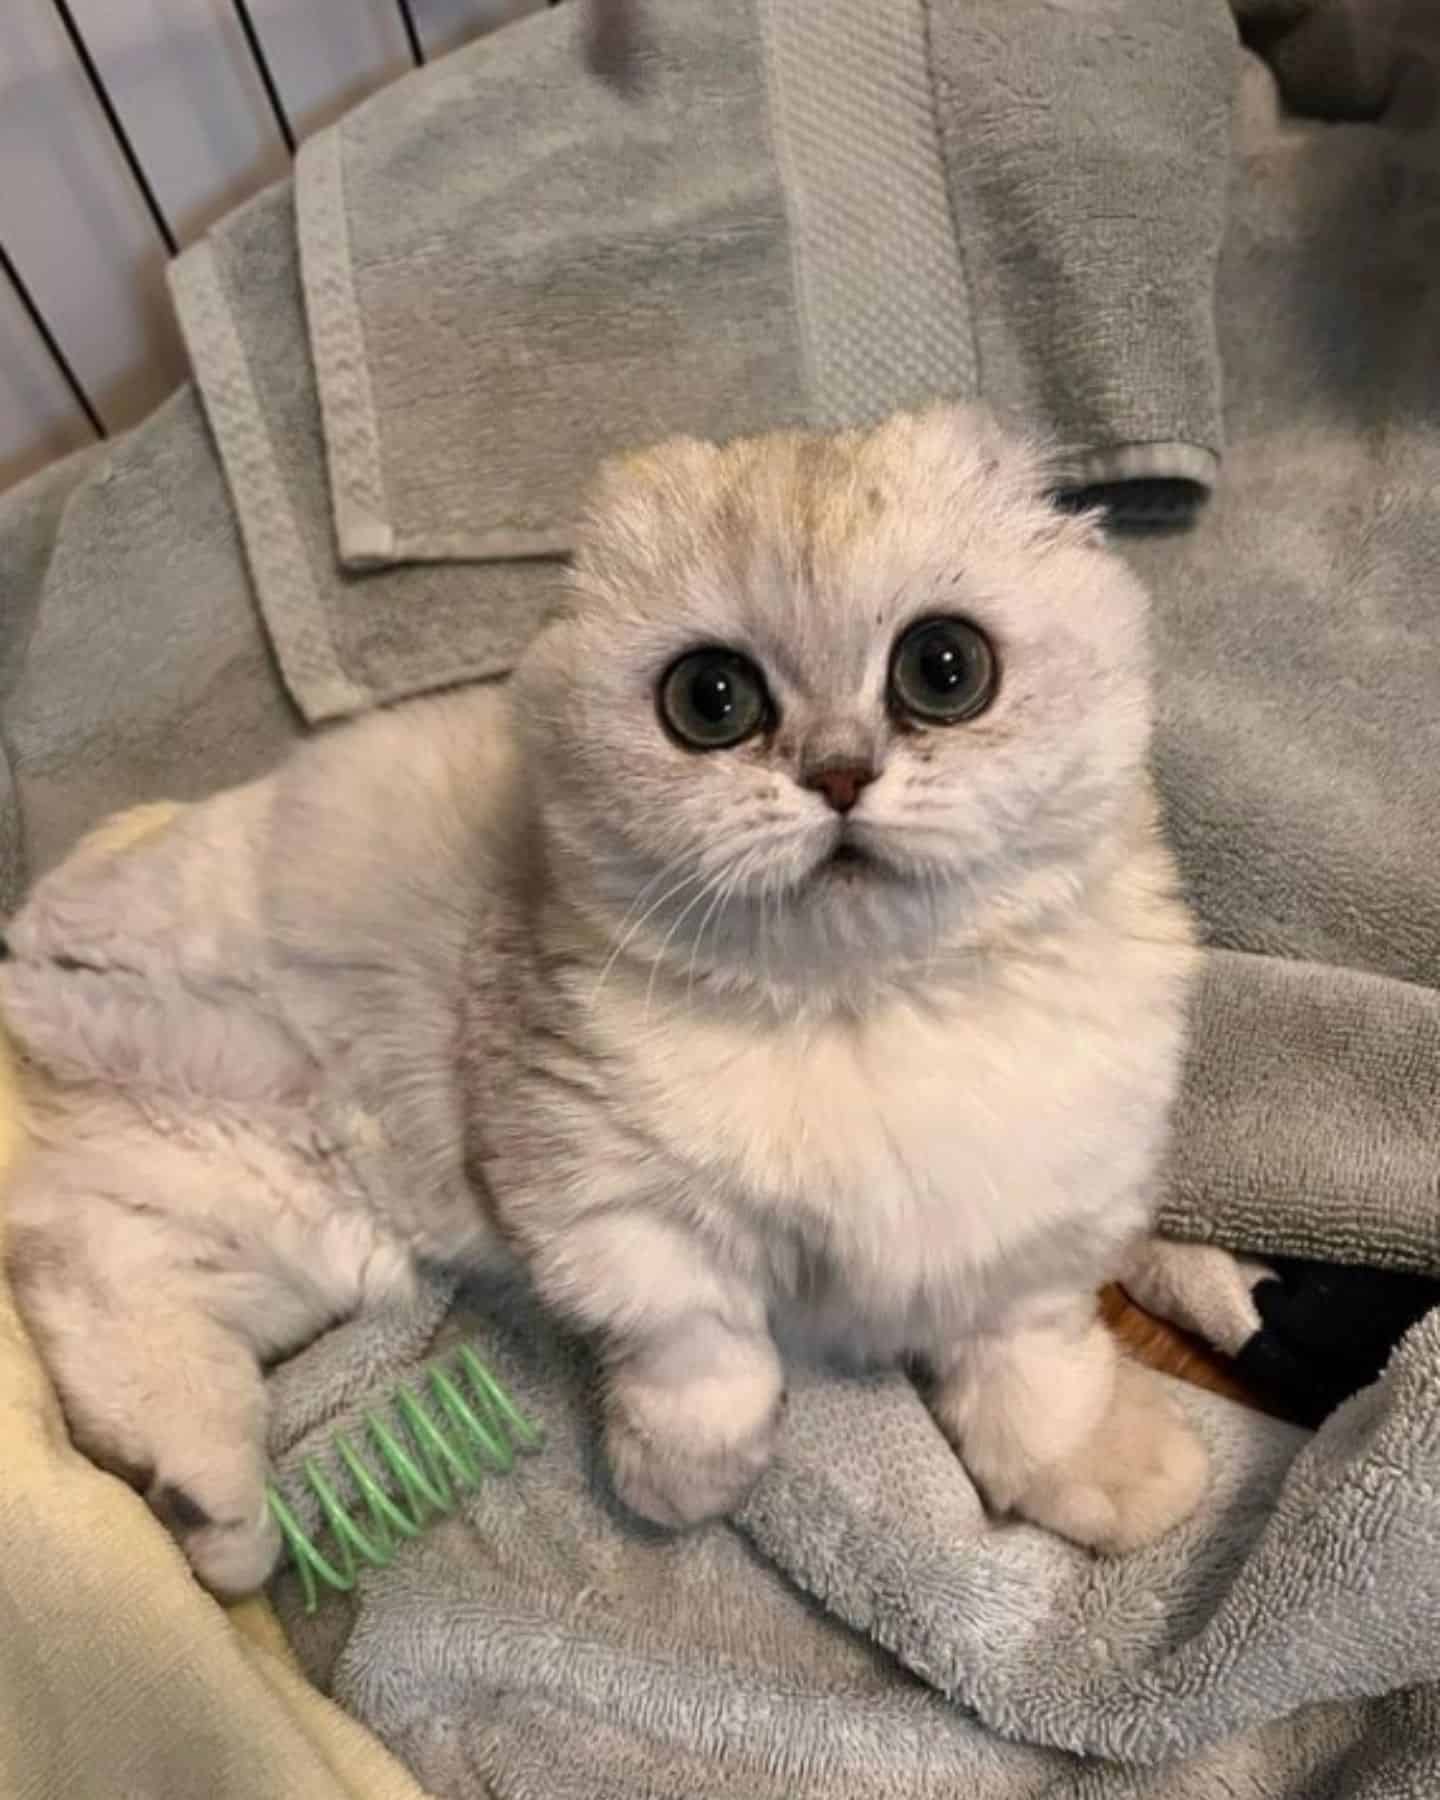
[815,838,879,881]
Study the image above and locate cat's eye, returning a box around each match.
[889,617,997,725]
[659,648,771,750]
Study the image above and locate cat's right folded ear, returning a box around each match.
[578,436,720,565]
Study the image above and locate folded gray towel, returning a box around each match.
[1164,953,1440,1271]
[163,0,1236,727]
[294,0,808,566]
[925,0,1234,509]
[0,393,301,912]
[169,183,561,725]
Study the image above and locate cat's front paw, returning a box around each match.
[1004,1361,1208,1554]
[604,1358,783,1528]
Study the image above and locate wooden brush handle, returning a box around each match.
[1100,1284,1267,1413]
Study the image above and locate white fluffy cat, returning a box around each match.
[2,407,1206,1596]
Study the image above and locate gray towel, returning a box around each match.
[168,182,562,725]
[287,0,1232,565]
[262,1270,1435,1797]
[161,0,1236,725]
[293,0,807,566]
[1136,14,1440,1268]
[0,393,301,912]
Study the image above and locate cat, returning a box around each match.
[1,406,1207,1597]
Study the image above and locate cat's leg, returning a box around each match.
[931,1294,1208,1553]
[604,1308,784,1527]
[6,1132,414,1597]
[12,1265,282,1597]
[531,1212,782,1527]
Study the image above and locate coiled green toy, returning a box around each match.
[266,1344,542,1612]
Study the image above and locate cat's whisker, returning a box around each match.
[691,846,763,1004]
[920,869,948,984]
[716,866,753,988]
[758,862,780,999]
[643,863,732,1019]
[686,859,743,1003]
[589,859,702,1006]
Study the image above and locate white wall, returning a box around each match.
[0,0,540,495]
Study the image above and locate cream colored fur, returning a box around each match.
[2,407,1206,1594]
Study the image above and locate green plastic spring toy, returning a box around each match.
[266,1343,542,1612]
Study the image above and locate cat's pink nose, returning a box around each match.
[802,763,875,814]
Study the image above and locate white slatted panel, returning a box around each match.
[245,0,410,144]
[0,276,95,493]
[0,0,543,497]
[0,0,185,488]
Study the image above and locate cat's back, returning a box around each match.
[2,683,523,1101]
[265,682,522,961]
[3,683,523,1269]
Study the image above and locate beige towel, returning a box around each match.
[0,806,428,1800]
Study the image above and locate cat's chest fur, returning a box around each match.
[580,929,1187,1351]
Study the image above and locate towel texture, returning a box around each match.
[1,0,1439,1795]
[295,0,806,566]
[0,392,301,912]
[157,0,1236,724]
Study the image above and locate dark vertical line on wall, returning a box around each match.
[0,242,107,438]
[48,0,178,256]
[395,0,426,66]
[229,0,296,154]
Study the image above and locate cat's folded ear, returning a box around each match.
[897,402,1049,495]
[586,435,721,502]
[576,435,722,569]
[884,404,1107,547]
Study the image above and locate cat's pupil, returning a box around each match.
[692,668,736,724]
[918,638,965,694]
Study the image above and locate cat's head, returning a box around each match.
[514,406,1156,1011]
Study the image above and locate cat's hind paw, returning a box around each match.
[1009,1360,1209,1554]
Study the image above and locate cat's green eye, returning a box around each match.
[889,617,997,725]
[659,649,770,750]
